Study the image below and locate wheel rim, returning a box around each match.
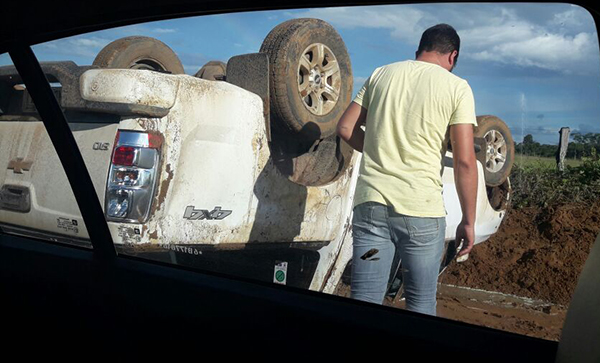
[483,129,507,172]
[297,43,341,116]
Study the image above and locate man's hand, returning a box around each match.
[337,101,367,152]
[456,220,475,257]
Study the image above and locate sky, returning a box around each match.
[1,3,599,145]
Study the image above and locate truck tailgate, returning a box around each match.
[0,120,118,241]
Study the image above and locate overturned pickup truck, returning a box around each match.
[0,19,513,295]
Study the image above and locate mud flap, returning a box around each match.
[226,53,271,141]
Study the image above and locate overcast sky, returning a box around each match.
[1,3,599,145]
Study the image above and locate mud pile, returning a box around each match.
[443,202,600,306]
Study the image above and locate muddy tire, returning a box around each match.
[195,60,226,81]
[93,36,184,74]
[475,115,515,187]
[260,18,353,140]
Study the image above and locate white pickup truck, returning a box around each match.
[0,19,513,295]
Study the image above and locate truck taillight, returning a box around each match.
[105,131,161,223]
[112,146,136,166]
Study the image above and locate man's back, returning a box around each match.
[353,60,476,217]
[337,23,478,312]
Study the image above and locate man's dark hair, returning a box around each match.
[416,24,460,63]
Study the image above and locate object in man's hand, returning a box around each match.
[457,253,469,263]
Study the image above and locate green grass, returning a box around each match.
[509,154,600,208]
[514,154,582,169]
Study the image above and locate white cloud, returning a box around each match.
[290,6,430,43]
[354,76,368,86]
[459,22,536,49]
[468,30,595,73]
[574,123,600,134]
[108,24,176,36]
[70,37,108,48]
[549,6,592,33]
[457,6,597,74]
[152,28,177,34]
[40,42,58,49]
[291,4,599,75]
[38,36,112,59]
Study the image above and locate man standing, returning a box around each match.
[336,24,478,316]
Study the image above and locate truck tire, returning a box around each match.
[260,18,353,140]
[475,115,515,187]
[93,36,184,74]
[195,60,226,81]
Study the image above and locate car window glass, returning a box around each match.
[1,3,598,342]
[0,53,93,250]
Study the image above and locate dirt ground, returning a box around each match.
[444,202,600,306]
[401,284,566,341]
[439,201,599,340]
[336,201,600,342]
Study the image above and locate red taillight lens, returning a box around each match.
[106,130,161,223]
[148,133,163,148]
[112,146,136,166]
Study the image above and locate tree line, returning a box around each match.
[516,132,600,159]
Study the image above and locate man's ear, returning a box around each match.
[449,50,458,67]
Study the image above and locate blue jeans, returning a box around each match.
[350,202,446,316]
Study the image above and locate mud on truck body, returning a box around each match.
[0,19,513,295]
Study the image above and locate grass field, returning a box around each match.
[514,154,582,169]
[510,152,599,208]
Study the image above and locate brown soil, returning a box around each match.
[335,279,568,341]
[443,202,600,306]
[438,201,599,340]
[413,285,566,341]
[442,203,600,305]
[435,286,567,341]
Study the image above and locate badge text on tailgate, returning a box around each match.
[183,206,232,220]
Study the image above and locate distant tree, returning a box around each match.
[515,134,560,158]
[566,142,586,159]
[515,133,600,159]
[540,144,558,158]
[572,132,600,145]
[569,132,600,158]
[517,134,544,156]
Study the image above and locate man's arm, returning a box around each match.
[450,123,478,257]
[336,101,368,152]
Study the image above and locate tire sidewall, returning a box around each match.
[195,60,226,80]
[93,36,184,74]
[475,115,515,186]
[277,20,353,139]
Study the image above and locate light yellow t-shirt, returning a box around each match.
[353,60,477,217]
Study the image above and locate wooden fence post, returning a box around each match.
[556,127,571,172]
